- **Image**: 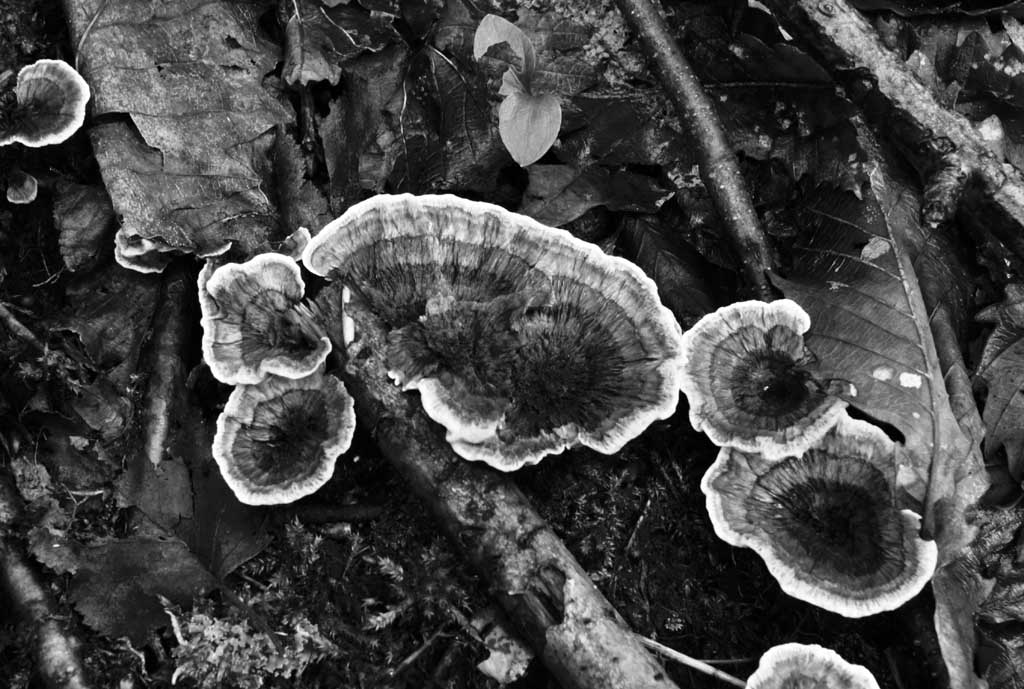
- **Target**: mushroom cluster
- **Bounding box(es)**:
[303,194,686,471]
[680,299,936,618]
[1,58,90,204]
[199,252,355,505]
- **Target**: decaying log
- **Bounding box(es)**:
[338,300,680,689]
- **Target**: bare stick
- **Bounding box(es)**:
[0,471,92,689]
[141,262,191,466]
[338,300,681,689]
[761,0,1024,257]
[637,636,746,688]
[613,0,773,299]
[0,302,47,352]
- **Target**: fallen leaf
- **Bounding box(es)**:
[975,285,1024,480]
[520,164,671,227]
[282,0,401,86]
[65,0,292,267]
[54,183,115,272]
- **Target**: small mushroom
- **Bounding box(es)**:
[701,415,938,617]
[746,643,880,689]
[679,299,849,460]
[200,253,331,385]
[0,59,89,148]
[213,370,356,505]
[306,194,685,470]
[5,169,37,204]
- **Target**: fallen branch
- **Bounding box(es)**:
[140,262,192,466]
[761,0,1024,258]
[0,471,92,689]
[613,0,773,299]
[338,300,680,689]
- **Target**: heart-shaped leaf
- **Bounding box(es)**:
[498,90,561,167]
[473,13,536,76]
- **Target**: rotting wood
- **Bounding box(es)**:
[336,300,681,689]
[761,0,1024,260]
[0,471,92,689]
[613,0,774,300]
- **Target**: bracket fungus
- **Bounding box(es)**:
[200,253,331,385]
[213,370,356,505]
[746,643,880,689]
[701,415,938,618]
[0,59,89,148]
[680,299,850,460]
[304,194,685,471]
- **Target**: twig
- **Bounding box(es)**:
[0,470,92,689]
[761,0,1024,259]
[140,262,191,466]
[613,0,773,299]
[338,300,682,689]
[637,636,746,688]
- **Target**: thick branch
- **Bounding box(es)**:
[338,301,679,689]
[0,472,92,689]
[613,0,773,298]
[761,0,1024,258]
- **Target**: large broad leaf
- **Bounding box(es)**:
[772,153,986,688]
[65,0,292,270]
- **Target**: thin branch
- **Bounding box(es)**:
[637,636,746,688]
[613,0,773,298]
[337,300,682,689]
[141,262,191,466]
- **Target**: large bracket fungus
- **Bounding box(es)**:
[746,643,880,689]
[0,59,89,147]
[213,370,356,505]
[303,194,685,471]
[200,253,331,385]
[680,299,850,460]
[701,415,938,618]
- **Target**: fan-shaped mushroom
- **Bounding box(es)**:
[305,194,685,471]
[680,299,850,460]
[746,643,880,689]
[0,59,89,147]
[200,253,331,385]
[213,370,356,505]
[701,415,937,617]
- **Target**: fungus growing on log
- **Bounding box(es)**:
[0,59,89,147]
[701,415,937,617]
[304,194,685,471]
[679,299,849,460]
[213,370,356,505]
[746,643,880,689]
[200,253,330,385]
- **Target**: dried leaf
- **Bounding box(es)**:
[282,0,400,86]
[65,0,292,265]
[976,285,1024,480]
[272,128,331,235]
[67,535,219,644]
[54,183,115,272]
[520,164,671,226]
